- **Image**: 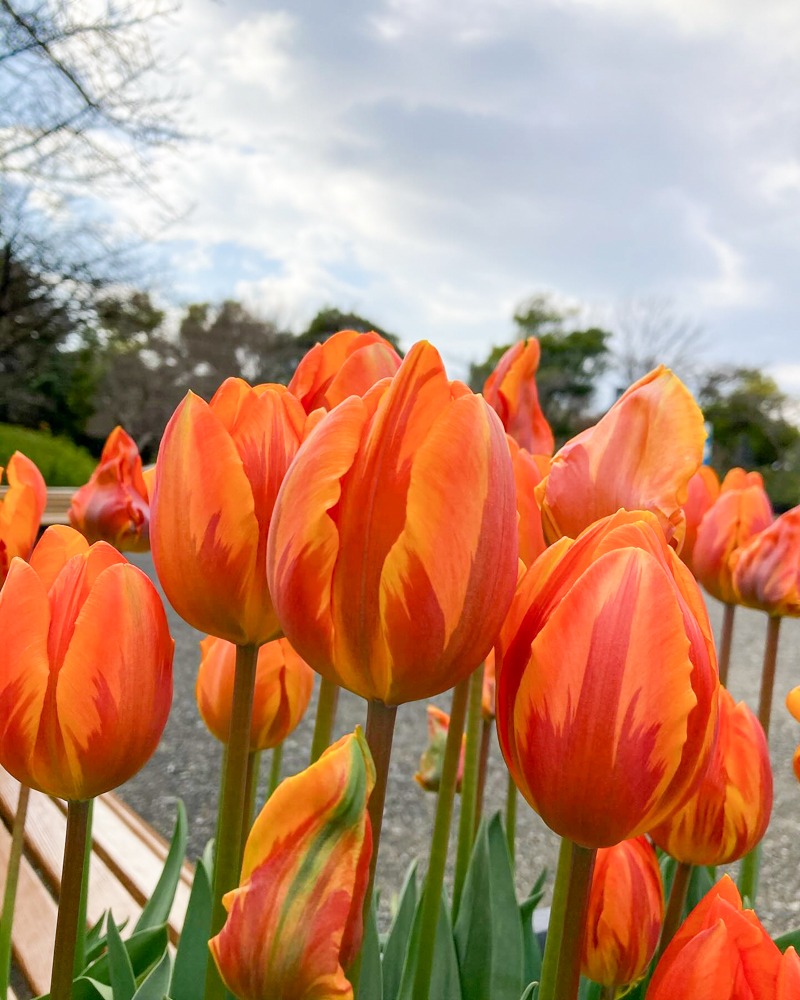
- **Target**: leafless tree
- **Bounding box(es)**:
[612,295,706,389]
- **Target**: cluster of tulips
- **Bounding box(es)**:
[0,329,799,1000]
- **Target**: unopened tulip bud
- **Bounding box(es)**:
[415,706,466,793]
[483,338,554,455]
[731,506,800,618]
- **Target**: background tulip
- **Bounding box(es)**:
[692,475,773,604]
[731,506,800,617]
[646,876,781,999]
[778,946,800,998]
[151,377,309,647]
[415,706,465,792]
[581,837,664,988]
[0,451,46,584]
[210,729,374,1000]
[496,509,718,848]
[681,465,721,569]
[196,635,314,751]
[0,528,173,800]
[483,337,554,455]
[288,328,401,413]
[69,425,150,551]
[507,437,550,569]
[267,340,518,706]
[535,366,705,547]
[481,650,496,721]
[650,687,772,865]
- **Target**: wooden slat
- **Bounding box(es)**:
[0,773,142,930]
[0,818,56,997]
[104,793,193,886]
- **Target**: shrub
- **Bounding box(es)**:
[0,423,96,486]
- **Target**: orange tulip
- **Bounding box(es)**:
[210,729,374,1000]
[151,378,311,647]
[507,437,550,569]
[0,526,173,800]
[496,509,718,848]
[692,479,773,604]
[414,705,466,793]
[196,635,314,751]
[288,329,402,413]
[681,465,721,569]
[483,338,554,455]
[721,468,765,492]
[785,688,800,783]
[778,946,800,998]
[731,506,800,618]
[650,687,772,865]
[267,341,519,706]
[581,837,664,988]
[0,451,46,585]
[535,367,705,548]
[646,876,782,999]
[69,426,150,552]
[482,650,496,721]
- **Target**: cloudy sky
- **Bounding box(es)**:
[113,0,800,389]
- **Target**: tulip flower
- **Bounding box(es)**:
[786,688,800,783]
[731,506,800,618]
[196,635,314,751]
[151,377,311,647]
[721,468,765,492]
[0,451,46,585]
[483,338,554,455]
[496,509,719,849]
[535,367,705,548]
[69,426,150,552]
[267,340,518,706]
[650,687,772,865]
[481,650,496,722]
[415,706,466,793]
[288,329,402,413]
[681,465,720,569]
[507,437,550,569]
[778,946,800,998]
[0,526,174,801]
[581,837,664,989]
[646,876,782,999]
[209,729,374,1000]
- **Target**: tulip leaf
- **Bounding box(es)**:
[358,894,383,999]
[395,884,462,1000]
[132,949,172,999]
[134,800,188,934]
[33,977,114,1000]
[383,859,418,1000]
[774,928,800,952]
[454,814,524,1000]
[106,911,137,1000]
[82,925,170,985]
[519,984,538,1000]
[170,853,213,1000]
[686,864,714,913]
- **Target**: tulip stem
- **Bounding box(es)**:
[540,840,596,1000]
[50,799,91,1000]
[412,677,470,1000]
[453,666,484,920]
[538,838,574,1000]
[0,783,30,998]
[475,717,492,835]
[362,699,398,916]
[74,798,93,976]
[506,771,518,864]
[600,987,616,1000]
[310,677,340,763]
[757,614,782,739]
[657,860,692,960]
[205,642,260,1000]
[240,751,260,859]
[718,603,735,687]
[267,742,283,798]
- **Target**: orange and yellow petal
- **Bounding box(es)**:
[29,526,89,592]
[0,452,47,581]
[732,506,800,617]
[483,339,554,455]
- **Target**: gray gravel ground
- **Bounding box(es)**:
[122,553,800,934]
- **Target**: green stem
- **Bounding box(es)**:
[657,860,692,960]
[506,771,518,864]
[0,784,30,998]
[601,987,616,1000]
[267,741,284,798]
[538,839,574,1000]
[718,603,735,687]
[474,717,492,836]
[551,843,596,1000]
[738,843,762,906]
[412,677,470,1000]
[310,677,340,763]
[240,750,260,861]
[74,797,93,976]
[50,799,91,1000]
[205,643,259,1000]
[453,667,483,920]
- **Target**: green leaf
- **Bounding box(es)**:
[775,928,800,952]
[358,894,383,999]
[34,976,113,1000]
[686,865,714,913]
[519,984,538,1000]
[106,912,136,1000]
[454,814,524,1000]
[83,925,170,985]
[395,884,461,1000]
[170,854,213,1000]
[133,950,172,999]
[383,860,418,1000]
[134,801,188,934]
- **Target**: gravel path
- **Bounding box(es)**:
[122,553,800,934]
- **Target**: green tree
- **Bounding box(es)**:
[470,294,611,444]
[298,307,401,353]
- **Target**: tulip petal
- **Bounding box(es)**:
[29,526,89,592]
[0,452,47,580]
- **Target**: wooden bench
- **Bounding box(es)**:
[0,769,194,998]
